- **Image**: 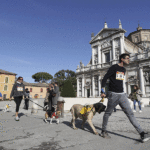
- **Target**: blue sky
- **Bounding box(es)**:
[0,0,150,83]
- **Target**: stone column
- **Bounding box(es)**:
[85,87,87,98]
[112,39,116,64]
[90,85,92,97]
[128,83,131,96]
[120,36,125,54]
[92,76,95,97]
[139,67,146,97]
[98,45,101,68]
[98,76,101,97]
[123,75,127,93]
[82,75,85,97]
[77,77,79,97]
[110,48,112,63]
[92,48,94,66]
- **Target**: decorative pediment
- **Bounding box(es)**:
[90,28,126,44]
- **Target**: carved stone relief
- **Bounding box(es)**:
[94,55,98,64]
[144,72,150,83]
[85,78,91,86]
[114,39,120,47]
[128,76,139,84]
[101,40,111,49]
[94,76,98,88]
[115,49,119,60]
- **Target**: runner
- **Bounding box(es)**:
[100,53,150,143]
[9,76,27,121]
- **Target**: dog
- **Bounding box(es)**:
[70,102,106,135]
[3,104,11,112]
[44,105,61,124]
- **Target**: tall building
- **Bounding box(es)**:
[76,20,150,98]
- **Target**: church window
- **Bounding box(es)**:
[105,52,110,63]
[3,94,7,100]
[4,85,8,91]
[134,36,139,43]
[5,77,8,83]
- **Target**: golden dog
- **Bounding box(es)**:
[70,102,106,135]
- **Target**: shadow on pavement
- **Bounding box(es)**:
[136,117,150,119]
[62,120,99,134]
[94,125,141,143]
[12,113,26,118]
[62,120,141,143]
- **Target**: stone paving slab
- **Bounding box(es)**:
[0,101,150,150]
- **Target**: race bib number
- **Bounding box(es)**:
[116,71,125,80]
[17,87,23,91]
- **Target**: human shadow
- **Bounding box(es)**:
[136,117,150,120]
[62,120,141,143]
[12,113,26,118]
[0,109,3,111]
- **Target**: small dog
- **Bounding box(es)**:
[70,102,106,135]
[3,104,11,112]
[44,105,61,124]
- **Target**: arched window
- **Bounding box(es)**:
[41,88,43,93]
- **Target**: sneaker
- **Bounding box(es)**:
[101,131,111,139]
[133,110,136,112]
[56,119,59,124]
[49,118,52,124]
[15,116,19,121]
[140,132,150,142]
[139,110,142,113]
[44,119,48,123]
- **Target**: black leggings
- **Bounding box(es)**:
[25,99,29,110]
[14,96,22,112]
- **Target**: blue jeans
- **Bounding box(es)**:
[133,100,141,110]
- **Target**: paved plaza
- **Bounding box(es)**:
[0,101,150,150]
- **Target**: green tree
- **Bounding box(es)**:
[53,69,76,92]
[32,72,53,83]
[61,80,76,97]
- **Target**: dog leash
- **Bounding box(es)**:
[29,99,45,109]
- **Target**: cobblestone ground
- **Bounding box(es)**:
[0,104,150,150]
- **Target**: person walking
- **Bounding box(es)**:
[131,85,142,113]
[44,84,53,123]
[0,92,3,101]
[24,88,30,110]
[100,53,150,143]
[49,82,60,124]
[9,76,27,121]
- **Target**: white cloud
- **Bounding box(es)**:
[0,54,32,65]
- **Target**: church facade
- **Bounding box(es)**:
[76,21,150,98]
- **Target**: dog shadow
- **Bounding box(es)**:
[62,120,141,143]
[62,120,97,134]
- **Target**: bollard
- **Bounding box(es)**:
[141,102,144,108]
[31,100,38,114]
[57,97,65,118]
